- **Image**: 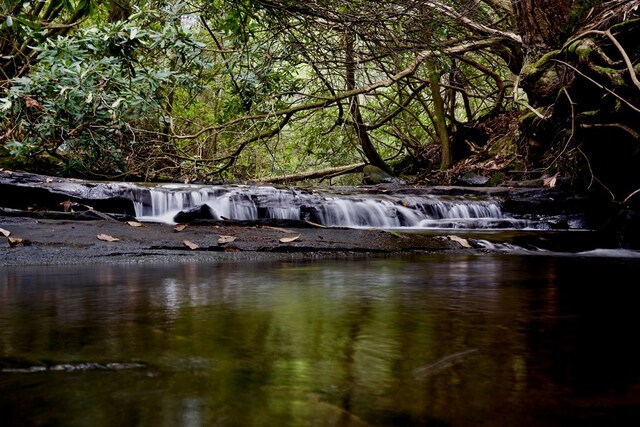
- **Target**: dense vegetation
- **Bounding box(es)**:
[1,1,638,201]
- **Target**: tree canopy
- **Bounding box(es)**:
[1,1,638,200]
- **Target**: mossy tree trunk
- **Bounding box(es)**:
[428,64,452,170]
[510,0,640,204]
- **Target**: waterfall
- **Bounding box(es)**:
[125,184,558,230]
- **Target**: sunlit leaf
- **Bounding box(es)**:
[127,221,144,227]
[217,235,237,244]
[174,224,188,232]
[448,235,471,248]
[111,98,124,108]
[279,234,300,243]
[97,233,120,242]
[183,240,199,250]
[0,227,11,237]
[8,237,24,247]
[543,175,557,188]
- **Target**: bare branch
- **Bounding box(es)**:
[257,163,365,184]
[171,37,507,140]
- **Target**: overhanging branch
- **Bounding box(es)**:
[171,37,507,140]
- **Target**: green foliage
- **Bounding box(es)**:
[1,0,529,181]
[0,17,207,176]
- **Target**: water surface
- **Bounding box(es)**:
[2,253,640,426]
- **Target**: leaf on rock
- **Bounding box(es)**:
[97,233,120,242]
[183,240,199,250]
[127,221,144,227]
[447,235,471,248]
[8,237,23,247]
[174,224,188,232]
[0,227,10,237]
[279,234,300,243]
[218,235,237,244]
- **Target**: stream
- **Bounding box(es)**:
[2,178,640,425]
[2,253,640,426]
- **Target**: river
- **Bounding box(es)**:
[2,252,640,426]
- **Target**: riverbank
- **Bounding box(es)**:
[1,212,463,266]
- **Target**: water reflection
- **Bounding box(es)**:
[2,254,640,426]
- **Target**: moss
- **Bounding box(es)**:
[592,65,626,86]
[522,49,562,78]
[610,17,640,33]
[488,172,505,186]
[519,111,547,127]
[573,40,593,59]
[534,49,562,69]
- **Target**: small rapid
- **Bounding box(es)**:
[127,184,582,230]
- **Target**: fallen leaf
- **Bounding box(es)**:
[0,227,10,237]
[8,237,24,247]
[279,234,300,243]
[448,235,471,248]
[543,174,558,188]
[97,234,120,242]
[183,240,199,250]
[217,235,237,244]
[127,221,144,227]
[174,224,188,232]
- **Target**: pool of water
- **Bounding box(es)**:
[2,253,640,426]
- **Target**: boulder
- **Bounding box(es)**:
[362,165,405,185]
[173,204,218,223]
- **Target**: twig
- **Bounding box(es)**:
[548,87,576,168]
[621,188,640,206]
[580,123,640,140]
[551,59,640,113]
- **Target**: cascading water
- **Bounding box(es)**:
[126,184,568,230]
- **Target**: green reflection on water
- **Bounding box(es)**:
[2,254,640,426]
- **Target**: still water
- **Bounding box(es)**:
[2,253,640,426]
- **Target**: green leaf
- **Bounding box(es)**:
[0,98,12,111]
[111,98,124,108]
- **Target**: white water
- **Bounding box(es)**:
[128,184,577,230]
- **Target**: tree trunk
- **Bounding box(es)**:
[345,29,391,174]
[510,0,640,203]
[428,65,451,170]
[511,0,577,54]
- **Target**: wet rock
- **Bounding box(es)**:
[173,204,218,223]
[362,165,405,185]
[456,173,489,186]
[0,170,136,216]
